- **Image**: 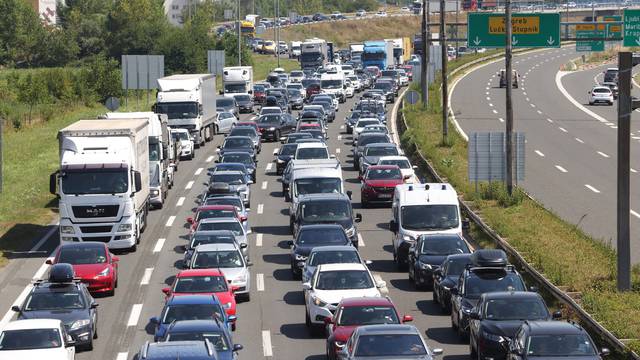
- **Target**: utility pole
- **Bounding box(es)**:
[420,0,429,106]
[505,0,514,196]
[592,1,596,22]
[237,0,242,66]
[276,0,280,68]
[440,0,448,142]
[455,0,459,59]
[565,0,569,40]
[0,116,3,193]
[617,52,632,291]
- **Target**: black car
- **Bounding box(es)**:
[352,133,392,168]
[469,291,562,360]
[432,253,472,313]
[311,99,335,122]
[408,234,471,290]
[282,132,313,144]
[312,13,328,21]
[266,88,290,112]
[287,88,305,109]
[256,113,296,142]
[273,143,298,175]
[291,193,362,246]
[13,263,99,350]
[373,81,395,103]
[288,224,351,278]
[217,136,256,160]
[217,152,256,182]
[232,94,254,113]
[228,127,261,154]
[450,250,528,339]
[507,321,609,360]
[345,110,363,134]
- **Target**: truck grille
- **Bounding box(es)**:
[80,226,112,233]
[83,236,111,243]
[72,205,119,218]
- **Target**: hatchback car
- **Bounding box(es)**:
[408,234,471,290]
[432,254,472,313]
[0,319,76,359]
[190,243,251,301]
[161,320,243,359]
[588,86,614,105]
[193,218,250,260]
[360,165,405,207]
[183,230,244,266]
[337,324,443,359]
[162,269,237,317]
[289,224,352,278]
[302,245,364,284]
[359,143,401,175]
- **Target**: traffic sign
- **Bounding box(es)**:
[576,23,605,52]
[467,13,560,48]
[405,90,420,105]
[603,15,622,39]
[623,9,640,46]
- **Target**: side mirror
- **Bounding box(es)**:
[231,285,240,292]
[358,175,363,181]
[346,190,353,199]
[65,337,76,347]
[11,305,21,313]
[302,282,312,290]
[273,149,279,156]
[45,258,53,265]
[287,240,294,247]
[355,213,362,223]
[246,261,254,266]
[365,260,373,265]
[432,348,444,356]
[112,256,120,263]
[600,348,610,357]
[529,286,539,292]
[240,216,247,222]
[90,302,99,308]
[240,243,248,248]
[402,315,413,323]
[389,220,399,232]
[403,174,411,180]
[134,171,142,192]
[162,287,172,296]
[233,344,244,352]
[323,317,333,325]
[49,172,58,195]
[469,311,481,320]
[228,315,238,322]
[376,280,386,288]
[330,154,336,159]
[552,310,562,319]
[248,180,254,184]
[186,217,194,224]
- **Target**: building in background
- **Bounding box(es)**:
[25,0,58,25]
[164,0,203,26]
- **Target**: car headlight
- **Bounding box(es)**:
[402,234,416,242]
[61,226,75,234]
[335,341,346,349]
[118,223,132,232]
[420,262,432,270]
[69,319,91,331]
[313,296,328,307]
[97,267,110,277]
[277,158,285,163]
[345,226,356,237]
[462,306,473,314]
[232,274,247,284]
[150,189,159,196]
[482,330,506,343]
[295,254,307,261]
[223,302,232,309]
[269,127,276,131]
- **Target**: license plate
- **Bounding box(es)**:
[378,194,392,199]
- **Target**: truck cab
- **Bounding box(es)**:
[320,71,346,103]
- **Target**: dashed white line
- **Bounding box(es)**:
[535,150,545,157]
[486,97,491,101]
[195,167,203,175]
[206,156,214,162]
[165,216,176,227]
[256,233,263,247]
[485,87,490,90]
[153,238,166,253]
[336,148,341,154]
[261,181,268,190]
[585,184,601,193]
[257,273,265,291]
[575,137,584,143]
[597,151,610,158]
[611,125,618,129]
[530,103,536,108]
[547,118,553,123]
[526,97,530,102]
[358,233,365,247]
[632,168,638,173]
[488,103,494,107]
[498,118,504,123]
[558,127,567,133]
[631,209,640,219]
[555,165,568,173]
[257,204,264,214]
[185,180,194,189]
[176,197,185,207]
[523,92,527,96]
[127,304,144,327]
[536,110,542,115]
[492,109,498,114]
[262,330,273,357]
[340,125,345,130]
[116,352,129,360]
[265,163,273,172]
[337,135,342,140]
[140,268,154,285]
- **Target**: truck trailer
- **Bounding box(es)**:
[362,40,393,70]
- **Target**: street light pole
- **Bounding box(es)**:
[420,0,429,106]
[505,0,514,196]
[440,0,448,142]
[237,0,241,66]
[277,0,280,68]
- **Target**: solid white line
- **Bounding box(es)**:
[153,238,166,253]
[530,103,536,108]
[262,330,273,357]
[165,216,176,227]
[526,97,530,102]
[556,71,609,124]
[358,233,365,247]
[535,150,545,157]
[206,156,214,162]
[336,148,341,154]
[575,137,584,143]
[498,118,504,123]
[492,109,498,114]
[140,268,154,285]
[555,165,568,173]
[256,233,263,247]
[176,197,185,207]
[257,273,265,291]
[261,181,268,190]
[116,352,129,360]
[250,116,257,121]
[585,184,601,193]
[559,127,567,133]
[195,167,203,175]
[597,151,610,158]
[185,181,194,189]
[127,304,144,327]
[266,163,273,172]
[257,204,264,214]
[631,209,640,219]
[31,224,59,253]
[0,261,49,328]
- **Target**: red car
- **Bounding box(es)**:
[306,83,321,99]
[47,242,119,295]
[187,205,245,235]
[360,165,405,207]
[253,85,267,104]
[162,269,238,318]
[324,297,413,360]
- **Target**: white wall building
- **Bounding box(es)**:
[164,0,203,26]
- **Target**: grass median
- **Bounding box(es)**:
[399,56,640,355]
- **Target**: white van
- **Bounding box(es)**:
[289,165,348,220]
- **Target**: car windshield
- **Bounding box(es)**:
[24,291,85,310]
[366,147,398,157]
[321,80,343,89]
[191,234,236,248]
[155,102,198,119]
[58,245,107,264]
[380,159,410,169]
[222,154,253,166]
[204,198,243,211]
[234,95,251,102]
[167,332,229,351]
[357,120,380,128]
[593,88,610,93]
[316,270,373,290]
[216,98,234,107]
[261,108,282,115]
[309,250,360,266]
[196,209,236,221]
[230,128,256,137]
[419,236,469,255]
[465,272,526,298]
[215,164,245,174]
[354,334,427,356]
[302,200,350,222]
[172,131,189,141]
[291,71,303,77]
[288,89,301,97]
[192,250,244,269]
[174,275,228,293]
[280,144,298,156]
[0,328,61,350]
[338,306,399,326]
[225,84,247,94]
[374,82,392,90]
[526,334,597,357]
[445,257,471,276]
[297,227,348,245]
[366,168,402,180]
[259,115,281,124]
[296,147,329,160]
[295,178,341,196]
[162,304,224,324]
[211,173,245,185]
[287,134,312,143]
[360,136,389,146]
[61,169,128,195]
[401,205,459,231]
[197,221,243,235]
[223,138,253,149]
[254,85,265,92]
[484,298,549,321]
[363,126,386,133]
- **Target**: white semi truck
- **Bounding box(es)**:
[289,41,302,58]
[50,119,150,251]
[222,66,254,96]
[155,74,217,146]
[349,43,364,59]
[300,38,328,70]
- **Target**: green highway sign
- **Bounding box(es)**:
[624,9,640,46]
[467,12,560,48]
[603,15,622,39]
[576,23,605,52]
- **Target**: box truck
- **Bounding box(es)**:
[300,38,328,70]
[289,41,302,58]
[50,119,150,251]
[222,66,254,96]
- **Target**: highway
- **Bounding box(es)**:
[451,46,640,263]
[0,87,471,359]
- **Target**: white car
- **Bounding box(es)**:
[189,243,252,301]
[396,70,409,86]
[303,263,386,333]
[345,80,355,98]
[376,10,388,17]
[0,319,75,360]
[377,155,420,183]
[401,6,411,11]
[170,128,195,160]
[259,106,283,116]
[347,75,362,92]
[289,71,304,84]
[353,118,382,141]
[588,86,614,105]
[356,9,366,17]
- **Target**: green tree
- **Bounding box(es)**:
[0,0,47,66]
[58,0,112,58]
[106,0,168,57]
[17,73,50,123]
[218,32,253,67]
[35,28,79,66]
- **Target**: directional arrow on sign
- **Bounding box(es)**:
[547,36,555,45]
[473,36,482,46]
[636,38,640,46]
[512,36,518,45]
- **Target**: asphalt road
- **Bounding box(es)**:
[0,87,471,359]
[451,46,640,263]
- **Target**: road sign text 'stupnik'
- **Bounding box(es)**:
[468,13,560,48]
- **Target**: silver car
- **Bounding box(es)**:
[302,245,366,283]
[193,218,250,262]
[189,243,252,302]
[203,194,250,233]
[207,170,252,206]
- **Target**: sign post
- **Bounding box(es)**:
[467,12,560,48]
[623,9,640,47]
[576,23,605,52]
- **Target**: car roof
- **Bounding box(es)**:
[2,319,62,331]
[309,245,358,253]
[355,324,419,335]
[378,155,410,162]
[367,165,400,171]
[317,263,367,272]
[196,205,236,211]
[296,142,328,149]
[394,183,459,206]
[199,217,241,224]
[340,297,395,307]
[58,241,106,250]
[210,170,244,176]
[525,321,588,335]
[177,269,225,277]
[481,291,542,301]
[299,193,350,202]
[167,294,220,305]
[592,86,611,90]
[195,243,240,252]
[364,143,396,148]
[142,341,216,359]
[292,167,342,178]
[168,320,226,333]
[224,136,252,141]
[192,230,237,237]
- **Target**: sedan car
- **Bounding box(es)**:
[360,165,405,207]
[193,218,250,261]
[232,94,254,113]
[408,234,471,289]
[189,243,252,301]
[589,85,614,105]
[46,242,119,295]
[289,224,352,278]
[359,143,401,175]
[206,170,251,206]
[273,143,298,175]
[187,205,244,236]
[288,88,305,109]
[183,230,244,266]
[216,136,256,160]
[228,127,261,154]
[161,320,243,360]
[257,113,296,141]
[162,269,237,317]
[0,319,75,359]
[377,156,419,183]
[216,97,238,118]
[432,254,472,313]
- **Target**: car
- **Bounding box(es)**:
[450,250,528,338]
[228,127,261,154]
[0,319,76,359]
[287,88,305,109]
[261,40,277,54]
[292,193,362,244]
[161,320,243,359]
[295,142,331,160]
[187,205,245,236]
[302,245,365,284]
[432,253,472,313]
[216,152,256,182]
[373,80,395,102]
[259,105,283,116]
[206,171,251,206]
[359,143,401,175]
[306,83,322,98]
[289,70,304,83]
[189,243,251,301]
[192,218,250,260]
[360,165,405,207]
[312,99,336,122]
[215,111,238,134]
[171,128,195,159]
[282,132,312,144]
[337,324,443,359]
[257,113,296,141]
[13,264,99,350]
[507,321,609,360]
[355,9,366,16]
[46,242,119,296]
[601,81,618,99]
[589,86,614,105]
[216,97,238,118]
[138,340,219,360]
[377,155,419,183]
[211,162,251,184]
[231,94,254,113]
[162,269,237,317]
[289,224,352,278]
[352,133,392,169]
[216,136,256,160]
[280,158,341,198]
[273,143,298,175]
[603,67,618,83]
[303,263,386,335]
[401,6,410,11]
[234,121,260,134]
[408,234,471,289]
[375,10,388,17]
[469,291,562,360]
[253,84,267,104]
[183,230,244,266]
[499,69,519,88]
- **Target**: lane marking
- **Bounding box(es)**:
[0,262,49,328]
[611,125,618,129]
[338,135,342,140]
[535,150,545,157]
[585,184,601,193]
[547,118,553,123]
[153,238,166,253]
[257,204,264,214]
[631,209,640,219]
[195,167,203,175]
[336,148,341,154]
[140,268,154,285]
[266,163,273,172]
[498,118,504,123]
[257,273,265,291]
[526,97,530,102]
[358,233,365,247]
[537,110,543,115]
[486,97,491,101]
[250,116,257,121]
[206,156,214,162]
[165,216,176,227]
[597,151,610,158]
[632,168,638,173]
[116,353,129,360]
[575,137,584,143]
[127,304,144,327]
[555,165,568,173]
[185,180,194,189]
[488,103,494,107]
[261,181,268,190]
[262,330,273,357]
[523,92,527,96]
[559,127,567,133]
[340,125,345,130]
[256,233,263,247]
[176,197,185,207]
[555,71,609,124]
[492,109,498,114]
[530,103,536,108]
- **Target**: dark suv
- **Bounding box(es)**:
[432,253,472,313]
[291,193,362,246]
[408,233,471,290]
[450,250,528,338]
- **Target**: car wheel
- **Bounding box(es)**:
[589,101,593,105]
[275,130,280,142]
[432,288,439,304]
[305,308,311,327]
[84,339,94,351]
[361,197,368,208]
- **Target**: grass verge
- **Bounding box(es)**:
[400,56,640,355]
[253,54,300,80]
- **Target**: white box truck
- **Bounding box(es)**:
[300,38,328,70]
[289,41,302,58]
[222,66,254,96]
[50,119,150,251]
[155,74,217,147]
[349,43,364,59]
[386,38,405,65]
[384,39,395,68]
